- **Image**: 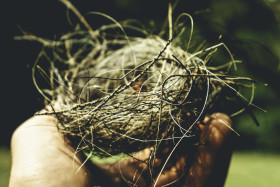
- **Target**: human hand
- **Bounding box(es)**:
[99,113,233,187]
[9,113,233,187]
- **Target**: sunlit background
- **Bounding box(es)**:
[1,0,280,186]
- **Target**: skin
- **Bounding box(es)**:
[9,113,233,187]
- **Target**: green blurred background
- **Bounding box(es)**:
[1,0,279,186]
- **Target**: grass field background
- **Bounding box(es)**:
[0,147,11,187]
[225,152,280,187]
[1,147,279,186]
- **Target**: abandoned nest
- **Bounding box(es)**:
[16,1,256,158]
[33,34,241,157]
[51,36,215,157]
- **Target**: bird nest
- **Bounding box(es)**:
[17,0,256,158]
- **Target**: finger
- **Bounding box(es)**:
[9,115,107,187]
[185,113,233,187]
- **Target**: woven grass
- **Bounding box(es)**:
[16,0,257,158]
